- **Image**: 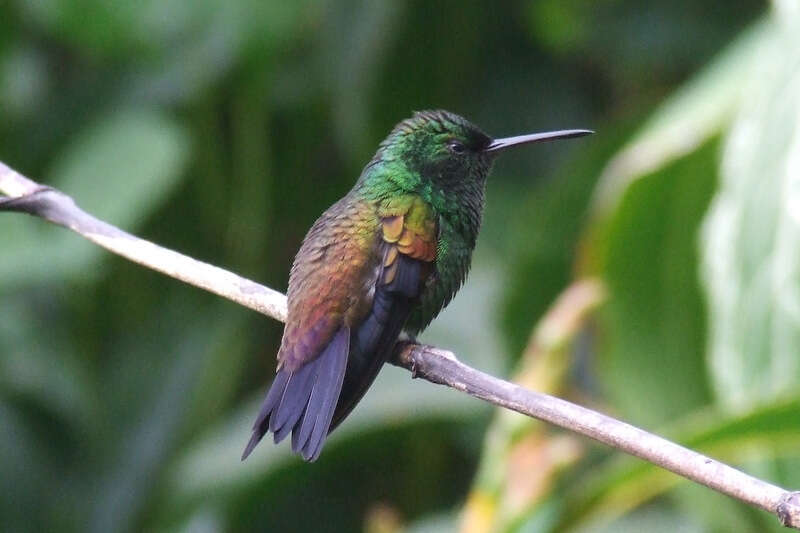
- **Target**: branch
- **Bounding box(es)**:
[0,162,287,322]
[2,160,799,529]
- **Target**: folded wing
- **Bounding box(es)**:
[243,195,437,461]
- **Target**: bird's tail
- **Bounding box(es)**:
[242,254,422,461]
[242,326,350,462]
[329,288,412,432]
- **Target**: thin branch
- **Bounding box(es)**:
[0,162,287,322]
[2,160,799,529]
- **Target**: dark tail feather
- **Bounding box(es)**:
[293,326,350,460]
[329,255,421,432]
[242,370,290,460]
[241,326,350,461]
[242,254,423,461]
[270,360,317,442]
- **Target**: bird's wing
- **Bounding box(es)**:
[277,196,381,373]
[243,194,437,461]
[329,195,438,431]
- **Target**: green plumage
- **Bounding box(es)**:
[358,110,494,331]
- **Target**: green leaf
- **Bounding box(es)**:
[700,4,800,409]
[570,506,704,533]
[52,109,189,227]
[573,17,777,427]
[554,396,800,532]
[0,108,189,285]
[595,139,717,425]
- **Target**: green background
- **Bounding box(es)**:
[3,1,800,532]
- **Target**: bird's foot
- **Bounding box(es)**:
[409,346,420,379]
[395,336,422,378]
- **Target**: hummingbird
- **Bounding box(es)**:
[242,110,591,461]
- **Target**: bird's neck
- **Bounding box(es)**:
[424,178,485,249]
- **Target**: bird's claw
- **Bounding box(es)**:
[403,342,421,379]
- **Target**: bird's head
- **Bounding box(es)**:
[375,109,592,196]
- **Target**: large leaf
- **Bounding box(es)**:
[552,396,800,532]
[0,108,189,285]
[575,15,777,427]
[593,139,717,425]
[701,2,800,409]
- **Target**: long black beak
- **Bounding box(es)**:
[484,129,593,152]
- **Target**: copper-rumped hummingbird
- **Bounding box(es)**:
[242,110,592,461]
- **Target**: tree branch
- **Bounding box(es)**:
[2,160,799,529]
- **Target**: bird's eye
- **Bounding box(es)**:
[448,140,466,154]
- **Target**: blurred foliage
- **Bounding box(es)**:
[7,0,800,532]
[701,3,800,410]
[461,280,604,533]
